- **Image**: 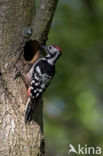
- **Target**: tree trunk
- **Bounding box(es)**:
[0,0,58,155]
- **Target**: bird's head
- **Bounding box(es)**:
[47,45,62,55]
[41,44,62,56]
[40,44,62,64]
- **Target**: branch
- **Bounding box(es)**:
[31,0,58,44]
[25,0,59,134]
[84,0,96,17]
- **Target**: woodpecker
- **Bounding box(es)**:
[25,45,62,123]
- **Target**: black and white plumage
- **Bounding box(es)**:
[25,45,62,123]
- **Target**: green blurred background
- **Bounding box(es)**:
[45,0,103,155]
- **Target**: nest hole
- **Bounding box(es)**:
[24,40,40,61]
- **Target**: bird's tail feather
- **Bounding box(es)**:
[25,97,34,124]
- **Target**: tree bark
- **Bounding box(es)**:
[0,0,58,155]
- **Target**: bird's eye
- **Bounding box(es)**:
[49,46,52,49]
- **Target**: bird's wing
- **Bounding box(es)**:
[25,66,43,123]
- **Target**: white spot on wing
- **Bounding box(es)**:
[39,89,42,92]
[35,82,40,86]
[35,75,40,80]
[31,80,35,84]
[41,84,45,89]
[36,93,39,97]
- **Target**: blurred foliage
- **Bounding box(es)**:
[44,0,103,155]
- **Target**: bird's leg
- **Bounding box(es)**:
[13,65,28,89]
